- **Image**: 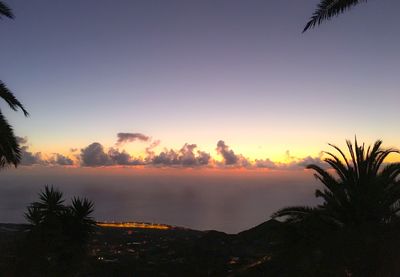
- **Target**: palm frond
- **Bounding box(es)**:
[71,197,94,220]
[328,143,351,169]
[0,81,29,116]
[0,1,13,19]
[303,0,367,32]
[25,204,43,226]
[0,111,21,167]
[37,186,65,216]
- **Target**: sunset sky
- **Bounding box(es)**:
[0,0,399,168]
[0,0,400,231]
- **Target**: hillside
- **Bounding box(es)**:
[0,221,280,276]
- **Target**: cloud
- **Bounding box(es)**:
[108,148,144,166]
[49,154,74,166]
[18,135,327,170]
[81,140,211,168]
[116,132,150,145]
[16,136,44,166]
[80,143,145,167]
[255,158,278,169]
[197,151,211,166]
[16,136,28,145]
[80,143,112,167]
[16,136,74,166]
[215,140,249,167]
[151,143,210,167]
[145,140,160,159]
[216,140,238,165]
[20,147,44,166]
[296,154,326,169]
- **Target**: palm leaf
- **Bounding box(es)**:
[0,81,29,116]
[303,0,367,32]
[0,111,21,167]
[0,1,13,19]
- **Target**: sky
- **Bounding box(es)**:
[0,0,399,164]
[0,0,400,230]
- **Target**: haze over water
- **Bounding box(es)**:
[0,168,319,233]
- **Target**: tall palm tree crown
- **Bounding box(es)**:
[303,0,367,32]
[0,1,29,167]
[273,139,400,227]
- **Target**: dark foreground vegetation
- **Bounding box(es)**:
[0,186,96,276]
[1,220,279,276]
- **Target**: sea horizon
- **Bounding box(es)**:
[0,166,320,233]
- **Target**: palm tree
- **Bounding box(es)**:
[23,186,96,275]
[68,197,96,244]
[271,139,400,276]
[273,139,400,227]
[303,0,367,32]
[0,2,29,168]
[25,186,65,226]
[70,197,95,226]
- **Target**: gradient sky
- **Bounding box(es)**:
[1,0,400,231]
[1,0,400,163]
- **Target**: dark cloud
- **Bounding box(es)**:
[16,136,44,166]
[152,150,178,165]
[180,144,198,166]
[116,132,150,145]
[70,148,78,152]
[197,151,211,166]
[108,148,144,166]
[151,143,210,167]
[80,143,112,167]
[16,136,28,145]
[216,140,238,165]
[80,143,145,167]
[145,140,160,159]
[49,154,74,166]
[296,155,326,169]
[16,136,74,166]
[20,146,43,166]
[81,141,210,168]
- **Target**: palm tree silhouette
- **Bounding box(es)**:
[70,197,95,228]
[0,2,29,167]
[273,139,400,227]
[68,197,96,244]
[303,0,367,32]
[23,186,96,275]
[271,139,400,276]
[25,186,65,226]
[26,186,95,234]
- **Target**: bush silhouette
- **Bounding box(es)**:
[19,186,96,276]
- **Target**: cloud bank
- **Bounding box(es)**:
[16,132,326,170]
[16,136,74,166]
